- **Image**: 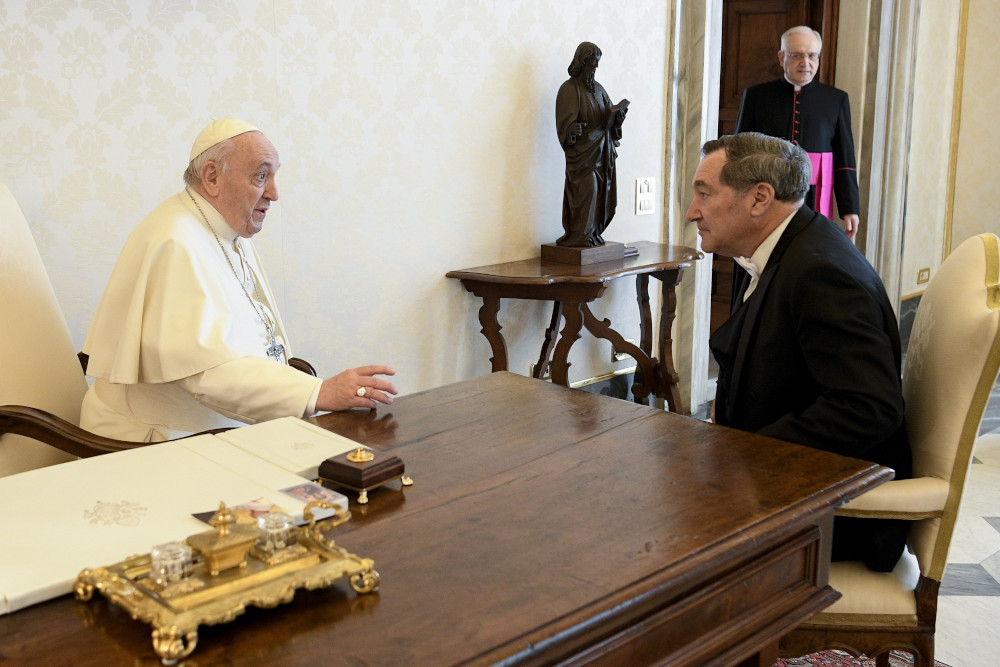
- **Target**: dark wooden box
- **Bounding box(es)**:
[318,452,405,489]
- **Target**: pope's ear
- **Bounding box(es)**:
[200,161,222,197]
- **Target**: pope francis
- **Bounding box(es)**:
[80,119,397,442]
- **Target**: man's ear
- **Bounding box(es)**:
[200,161,221,198]
[777,50,786,68]
[749,182,775,216]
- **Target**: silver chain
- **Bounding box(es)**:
[185,188,285,363]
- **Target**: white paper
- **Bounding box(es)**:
[214,416,364,479]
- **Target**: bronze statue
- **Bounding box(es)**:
[555,42,628,247]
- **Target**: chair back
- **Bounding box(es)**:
[903,232,1000,580]
[0,183,88,475]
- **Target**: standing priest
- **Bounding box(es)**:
[81,119,397,441]
[735,25,860,241]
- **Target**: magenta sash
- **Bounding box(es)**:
[807,151,834,218]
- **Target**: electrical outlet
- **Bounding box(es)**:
[917,268,930,284]
[635,178,655,215]
[612,339,636,362]
[528,363,551,382]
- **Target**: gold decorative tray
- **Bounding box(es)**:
[74,501,379,664]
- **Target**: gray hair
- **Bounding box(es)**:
[701,132,811,203]
[780,25,822,51]
[182,137,238,188]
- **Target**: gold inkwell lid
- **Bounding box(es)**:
[185,502,260,576]
[346,446,376,463]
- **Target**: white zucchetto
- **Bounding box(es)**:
[189,118,260,161]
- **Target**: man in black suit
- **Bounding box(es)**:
[689,132,910,572]
[735,26,859,240]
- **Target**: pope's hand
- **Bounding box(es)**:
[317,365,397,412]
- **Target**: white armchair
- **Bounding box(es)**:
[0,182,132,476]
[780,232,1000,666]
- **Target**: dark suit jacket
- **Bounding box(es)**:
[710,206,911,569]
[712,205,909,470]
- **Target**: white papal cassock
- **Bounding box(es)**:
[81,189,321,442]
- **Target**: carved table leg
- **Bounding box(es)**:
[477,295,508,372]
[550,302,584,386]
[636,274,653,356]
[533,301,563,379]
[734,640,778,667]
[581,304,656,406]
[634,274,655,405]
[654,269,684,412]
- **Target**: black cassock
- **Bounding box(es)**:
[736,78,859,219]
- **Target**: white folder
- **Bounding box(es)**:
[214,416,363,479]
[0,418,357,615]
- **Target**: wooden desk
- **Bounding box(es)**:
[0,373,888,666]
[447,241,702,411]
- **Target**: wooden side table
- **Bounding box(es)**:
[447,241,702,411]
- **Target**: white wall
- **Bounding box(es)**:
[833,0,870,178]
[835,0,997,299]
[0,1,671,398]
[900,0,960,297]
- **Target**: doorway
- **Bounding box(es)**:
[710,0,841,334]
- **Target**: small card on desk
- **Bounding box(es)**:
[191,484,347,527]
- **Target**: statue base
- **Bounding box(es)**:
[541,241,637,266]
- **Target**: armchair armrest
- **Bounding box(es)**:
[81,352,317,377]
[289,357,317,377]
[5,355,316,462]
[835,476,949,520]
[0,405,153,459]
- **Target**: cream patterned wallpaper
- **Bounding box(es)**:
[1,1,670,398]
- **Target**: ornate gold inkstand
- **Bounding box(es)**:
[318,446,413,504]
[75,500,379,663]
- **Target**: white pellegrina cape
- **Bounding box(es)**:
[81,189,320,441]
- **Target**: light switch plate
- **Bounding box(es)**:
[635,177,655,215]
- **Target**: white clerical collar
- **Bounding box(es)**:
[784,75,804,92]
[733,256,761,282]
[737,210,796,300]
[185,188,238,244]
